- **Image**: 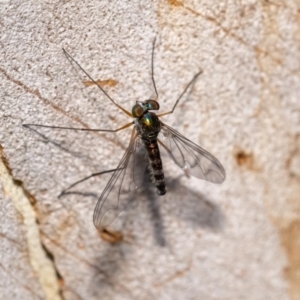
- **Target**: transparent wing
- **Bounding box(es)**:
[160,122,226,183]
[93,128,148,229]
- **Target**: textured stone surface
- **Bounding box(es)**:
[1,1,299,299]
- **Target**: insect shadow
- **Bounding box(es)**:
[86,172,224,300]
[22,124,86,158]
[23,37,225,236]
[57,145,224,246]
[140,168,225,246]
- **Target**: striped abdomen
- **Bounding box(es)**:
[142,139,166,195]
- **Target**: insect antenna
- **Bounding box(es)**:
[151,37,158,100]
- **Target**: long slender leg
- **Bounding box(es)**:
[151,37,158,100]
[158,70,203,117]
[62,49,133,117]
[58,168,119,198]
[22,121,134,133]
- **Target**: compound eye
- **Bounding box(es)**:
[132,104,144,118]
[145,100,160,110]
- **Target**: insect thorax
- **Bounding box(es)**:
[135,112,161,141]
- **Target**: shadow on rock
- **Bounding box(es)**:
[167,176,225,231]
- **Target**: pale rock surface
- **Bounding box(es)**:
[1,1,299,300]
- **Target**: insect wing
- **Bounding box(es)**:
[160,122,225,183]
[93,130,147,229]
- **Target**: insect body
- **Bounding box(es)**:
[133,100,166,196]
[23,38,226,230]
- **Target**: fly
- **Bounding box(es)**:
[23,38,226,230]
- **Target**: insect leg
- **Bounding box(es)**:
[22,121,134,133]
[58,168,121,198]
[63,48,133,117]
[157,70,203,117]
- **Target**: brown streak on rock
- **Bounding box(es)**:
[168,2,283,67]
[0,232,22,248]
[0,66,90,129]
[280,220,300,300]
[99,228,124,244]
[154,260,192,288]
[234,148,261,172]
[167,0,183,7]
[0,144,39,207]
[41,230,133,296]
[0,144,64,299]
[285,133,300,178]
[235,150,253,167]
[0,262,44,300]
[0,67,127,150]
[0,144,13,174]
[83,79,118,87]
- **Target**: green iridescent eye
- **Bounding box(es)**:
[132,104,144,118]
[145,100,159,111]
